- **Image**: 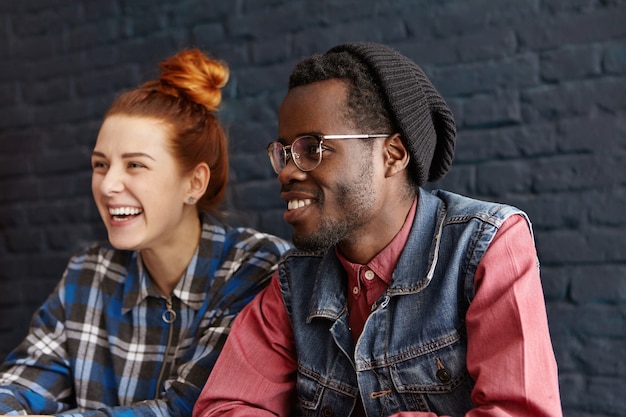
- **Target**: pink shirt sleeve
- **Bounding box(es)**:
[193,272,298,417]
[391,214,563,417]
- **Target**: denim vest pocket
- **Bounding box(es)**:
[297,366,357,417]
[389,329,474,414]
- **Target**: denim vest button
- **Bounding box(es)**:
[321,406,334,416]
[436,368,452,383]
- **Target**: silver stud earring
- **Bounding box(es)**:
[187,196,195,204]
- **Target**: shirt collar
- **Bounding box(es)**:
[121,227,205,314]
[337,196,417,283]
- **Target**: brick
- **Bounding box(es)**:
[454,123,557,163]
[201,41,249,67]
[588,187,626,226]
[475,160,532,197]
[0,178,39,203]
[531,153,624,192]
[455,29,518,63]
[0,105,35,129]
[80,44,119,70]
[430,53,539,96]
[34,148,88,175]
[0,82,17,106]
[536,227,626,264]
[22,77,72,105]
[191,23,226,51]
[394,39,458,68]
[251,36,292,66]
[293,17,407,56]
[540,44,602,81]
[171,0,236,24]
[462,90,521,127]
[237,63,292,96]
[4,227,43,252]
[0,205,29,229]
[83,1,120,21]
[226,95,282,126]
[229,3,314,38]
[22,52,83,81]
[556,114,626,154]
[433,165,476,196]
[14,31,63,61]
[117,33,187,68]
[75,65,139,96]
[536,265,570,301]
[230,153,275,183]
[603,41,626,74]
[0,153,32,179]
[547,303,626,339]
[228,121,276,156]
[28,200,88,226]
[28,252,71,278]
[570,265,626,304]
[45,224,94,251]
[33,98,98,125]
[540,0,597,13]
[12,5,81,37]
[518,6,626,50]
[505,191,587,231]
[429,0,540,37]
[522,77,626,122]
[230,180,283,211]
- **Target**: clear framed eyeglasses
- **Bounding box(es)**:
[267,134,390,174]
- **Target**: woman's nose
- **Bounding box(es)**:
[99,168,125,195]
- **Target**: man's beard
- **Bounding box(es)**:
[291,163,375,253]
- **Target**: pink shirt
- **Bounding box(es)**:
[193,211,563,417]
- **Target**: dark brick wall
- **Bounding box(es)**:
[1,1,624,416]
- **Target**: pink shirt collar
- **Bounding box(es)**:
[337,196,417,286]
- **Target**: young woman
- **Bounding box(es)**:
[0,49,291,417]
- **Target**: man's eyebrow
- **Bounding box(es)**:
[91,151,156,161]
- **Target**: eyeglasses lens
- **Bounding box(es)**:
[268,143,285,173]
[292,136,322,171]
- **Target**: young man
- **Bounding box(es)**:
[193,42,563,417]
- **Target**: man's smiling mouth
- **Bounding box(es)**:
[288,199,312,210]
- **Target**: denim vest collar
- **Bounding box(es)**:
[306,188,444,323]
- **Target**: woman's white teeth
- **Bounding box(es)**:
[288,199,312,210]
[109,207,142,216]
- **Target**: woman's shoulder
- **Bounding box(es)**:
[199,212,293,258]
[64,241,135,285]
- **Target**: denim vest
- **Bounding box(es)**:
[277,188,530,417]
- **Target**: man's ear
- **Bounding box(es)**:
[185,162,210,203]
[384,133,410,178]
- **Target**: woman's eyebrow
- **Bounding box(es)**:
[91,151,156,161]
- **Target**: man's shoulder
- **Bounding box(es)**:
[429,189,525,225]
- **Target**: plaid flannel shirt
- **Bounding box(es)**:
[0,213,292,417]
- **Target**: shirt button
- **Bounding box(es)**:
[353,286,359,295]
[364,270,375,280]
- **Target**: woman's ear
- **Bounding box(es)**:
[185,162,210,204]
[384,133,410,178]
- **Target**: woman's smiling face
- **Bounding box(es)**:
[91,114,192,252]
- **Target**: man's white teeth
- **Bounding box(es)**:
[288,199,312,210]
[109,207,143,216]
